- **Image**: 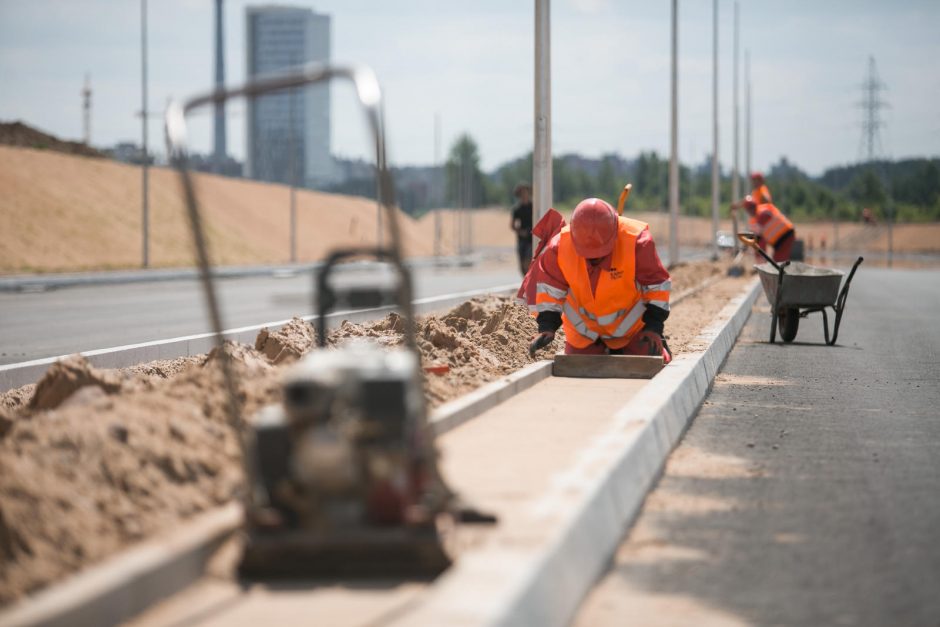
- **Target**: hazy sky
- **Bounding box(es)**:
[1,0,938,174]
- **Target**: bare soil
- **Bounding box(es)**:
[0,261,744,605]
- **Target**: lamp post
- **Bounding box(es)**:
[140,0,149,268]
[668,0,679,265]
[533,0,552,227]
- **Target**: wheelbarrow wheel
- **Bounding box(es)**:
[778,308,799,343]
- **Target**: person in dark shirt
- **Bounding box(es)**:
[510,183,534,274]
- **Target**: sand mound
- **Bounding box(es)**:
[328,296,555,406]
[29,355,123,411]
[254,317,316,364]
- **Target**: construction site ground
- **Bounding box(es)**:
[575,266,940,627]
[0,258,737,609]
[124,275,751,627]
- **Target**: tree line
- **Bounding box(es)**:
[451,134,940,223]
[329,132,940,223]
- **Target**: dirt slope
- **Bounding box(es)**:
[0,146,438,273]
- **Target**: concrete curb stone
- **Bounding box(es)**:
[393,277,761,627]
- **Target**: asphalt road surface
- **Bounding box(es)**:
[576,267,940,627]
[0,264,520,365]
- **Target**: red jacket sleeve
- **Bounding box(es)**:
[635,227,671,334]
[531,234,569,314]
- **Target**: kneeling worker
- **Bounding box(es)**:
[742,195,795,262]
[528,198,672,362]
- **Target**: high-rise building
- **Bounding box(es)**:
[245,5,332,187]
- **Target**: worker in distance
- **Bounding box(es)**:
[732,171,797,262]
[527,197,672,362]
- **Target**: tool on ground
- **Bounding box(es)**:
[616,183,633,216]
[529,331,555,358]
[553,354,664,379]
[738,233,863,345]
[167,62,490,582]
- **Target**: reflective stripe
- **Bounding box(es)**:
[536,283,567,300]
[596,310,622,326]
[756,204,793,245]
[604,300,647,338]
[642,290,670,302]
[646,299,670,311]
[641,279,672,294]
[535,301,563,313]
[764,216,790,244]
[563,301,599,340]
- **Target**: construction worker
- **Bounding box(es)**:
[510,183,534,274]
[742,195,796,262]
[528,198,671,362]
[749,171,773,204]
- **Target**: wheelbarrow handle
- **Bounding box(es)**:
[736,232,783,271]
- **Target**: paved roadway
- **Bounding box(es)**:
[575,267,940,626]
[0,264,521,365]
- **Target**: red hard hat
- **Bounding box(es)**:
[570,198,618,258]
[750,171,764,181]
[743,195,757,210]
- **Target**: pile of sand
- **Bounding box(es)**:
[0,260,737,604]
[254,317,316,364]
[333,295,558,406]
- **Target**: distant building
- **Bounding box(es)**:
[107,141,152,165]
[245,5,333,187]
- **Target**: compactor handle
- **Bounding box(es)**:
[315,247,416,349]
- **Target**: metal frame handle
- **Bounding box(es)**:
[164,62,407,503]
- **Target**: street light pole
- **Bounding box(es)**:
[731,1,740,249]
[289,72,297,264]
[668,0,679,266]
[711,0,720,260]
[745,49,751,177]
[140,0,149,268]
[434,112,442,257]
[533,0,552,227]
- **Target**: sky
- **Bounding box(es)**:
[1,0,938,175]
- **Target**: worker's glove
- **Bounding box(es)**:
[627,329,672,365]
[528,331,555,358]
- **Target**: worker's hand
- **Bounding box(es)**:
[627,329,672,364]
[528,331,555,358]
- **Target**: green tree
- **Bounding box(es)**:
[848,168,887,208]
[446,134,486,208]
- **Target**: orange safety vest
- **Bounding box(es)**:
[556,217,647,349]
[748,203,793,246]
[752,184,772,205]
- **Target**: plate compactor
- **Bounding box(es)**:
[166,61,493,582]
[239,250,460,579]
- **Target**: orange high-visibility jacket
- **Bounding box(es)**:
[536,217,666,349]
[748,203,793,246]
[752,184,773,205]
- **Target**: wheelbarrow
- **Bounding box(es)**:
[737,233,863,345]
